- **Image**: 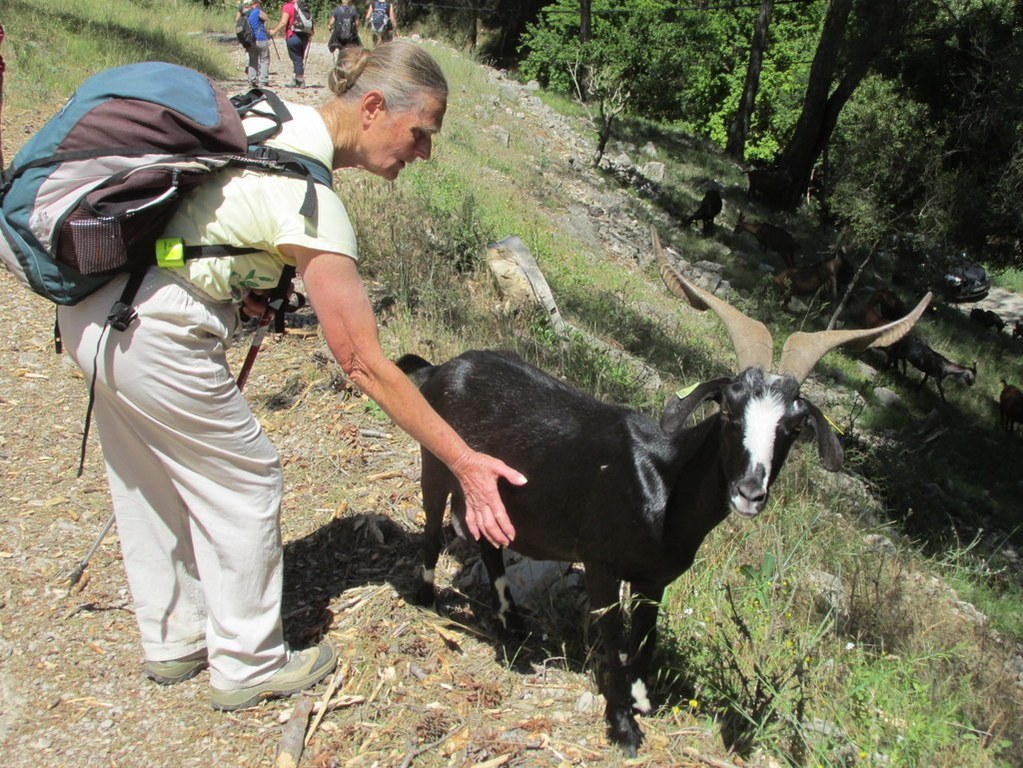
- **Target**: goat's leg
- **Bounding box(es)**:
[627,582,665,716]
[584,564,643,756]
[936,378,947,402]
[477,542,525,634]
[416,454,450,606]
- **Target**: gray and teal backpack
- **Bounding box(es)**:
[0,61,331,330]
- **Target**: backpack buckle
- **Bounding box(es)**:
[248,145,282,165]
[107,301,138,332]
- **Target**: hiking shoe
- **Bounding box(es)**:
[210,642,337,711]
[145,650,208,685]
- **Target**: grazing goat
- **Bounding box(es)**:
[399,228,929,755]
[772,252,845,301]
[1000,380,1023,434]
[885,333,976,402]
[733,214,797,267]
[862,288,907,329]
[1014,321,1023,339]
[969,308,1005,332]
[683,189,723,234]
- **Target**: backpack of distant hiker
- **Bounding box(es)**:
[236,9,256,48]
[291,0,315,37]
[329,5,359,50]
[369,0,390,33]
[0,61,333,327]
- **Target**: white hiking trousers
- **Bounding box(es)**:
[57,269,288,690]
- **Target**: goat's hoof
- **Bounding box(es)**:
[413,584,436,607]
[496,611,527,638]
[607,709,643,756]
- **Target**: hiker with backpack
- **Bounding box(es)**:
[328,0,362,59]
[34,40,525,713]
[366,0,398,45]
[238,0,271,88]
[270,0,315,87]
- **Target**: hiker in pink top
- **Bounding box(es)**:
[270,1,313,87]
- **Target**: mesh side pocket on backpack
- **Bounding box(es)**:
[53,165,200,276]
[57,209,131,275]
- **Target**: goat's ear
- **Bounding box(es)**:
[800,399,843,472]
[660,377,730,434]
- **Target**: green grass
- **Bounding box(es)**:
[992,267,1023,294]
[2,0,233,126]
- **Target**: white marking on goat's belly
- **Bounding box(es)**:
[743,393,786,477]
[631,679,652,713]
[422,567,435,585]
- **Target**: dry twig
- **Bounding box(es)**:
[304,664,347,746]
[275,696,315,768]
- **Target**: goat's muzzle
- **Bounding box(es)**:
[730,471,768,518]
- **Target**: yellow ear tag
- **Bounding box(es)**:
[822,410,845,435]
[675,382,700,400]
[155,237,185,268]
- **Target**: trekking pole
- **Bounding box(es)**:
[67,514,115,591]
[236,265,296,390]
[270,34,281,60]
[67,268,298,590]
[235,294,284,390]
[0,24,6,169]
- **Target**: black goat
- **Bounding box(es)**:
[683,189,722,234]
[398,228,929,755]
[969,308,1005,332]
[885,333,976,401]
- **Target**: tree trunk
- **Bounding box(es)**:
[749,0,913,210]
[579,0,591,43]
[748,0,853,209]
[726,0,774,162]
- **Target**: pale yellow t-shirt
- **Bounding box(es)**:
[162,101,357,302]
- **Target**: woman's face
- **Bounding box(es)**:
[365,93,446,181]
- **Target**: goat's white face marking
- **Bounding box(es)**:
[631,679,652,713]
[734,391,786,515]
[422,567,435,586]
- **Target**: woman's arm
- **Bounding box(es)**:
[284,245,525,546]
[269,7,289,36]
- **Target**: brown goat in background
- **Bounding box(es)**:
[733,214,797,267]
[772,253,845,302]
[1000,380,1023,434]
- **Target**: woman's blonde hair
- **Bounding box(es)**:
[328,41,448,112]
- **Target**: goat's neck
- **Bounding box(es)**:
[662,415,732,562]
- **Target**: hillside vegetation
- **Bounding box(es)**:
[1,3,1022,766]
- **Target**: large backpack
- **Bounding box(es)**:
[291,0,315,37]
[0,62,331,323]
[329,5,359,50]
[369,0,390,33]
[236,9,256,48]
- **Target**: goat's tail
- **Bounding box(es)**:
[395,353,436,386]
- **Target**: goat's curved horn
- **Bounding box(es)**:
[652,227,775,372]
[778,292,933,383]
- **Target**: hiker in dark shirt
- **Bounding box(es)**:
[328,0,362,60]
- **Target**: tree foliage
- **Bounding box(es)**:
[519,0,1022,269]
